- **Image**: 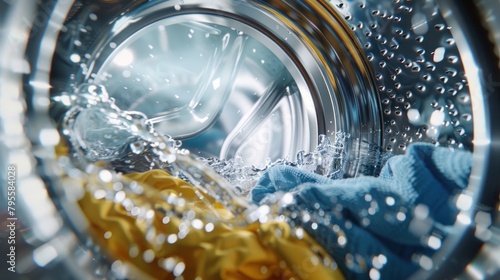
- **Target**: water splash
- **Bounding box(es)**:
[56,83,445,280]
[60,84,252,217]
[297,133,350,179]
[56,83,346,278]
[200,132,351,197]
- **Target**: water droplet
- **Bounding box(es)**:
[385,196,395,206]
[370,268,381,280]
[111,261,126,278]
[190,219,203,230]
[205,223,214,232]
[99,169,113,183]
[129,246,139,258]
[295,228,304,239]
[427,235,442,250]
[70,53,81,63]
[167,234,178,244]
[419,255,434,271]
[162,216,170,224]
[159,153,176,163]
[162,257,177,271]
[174,140,182,148]
[337,235,347,246]
[397,212,406,221]
[143,249,155,263]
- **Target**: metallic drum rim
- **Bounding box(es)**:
[421,0,500,279]
[0,0,498,279]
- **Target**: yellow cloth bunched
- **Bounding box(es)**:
[79,169,344,280]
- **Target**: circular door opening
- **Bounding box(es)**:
[50,0,382,176]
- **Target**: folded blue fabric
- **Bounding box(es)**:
[252,143,472,279]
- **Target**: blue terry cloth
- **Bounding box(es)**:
[251,143,472,279]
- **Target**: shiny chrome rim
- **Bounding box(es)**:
[1,0,499,279]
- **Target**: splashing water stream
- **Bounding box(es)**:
[56,83,366,278]
[61,84,253,219]
[57,83,442,280]
[60,82,379,215]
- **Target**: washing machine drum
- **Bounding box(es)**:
[3,0,499,279]
[49,0,479,172]
[50,0,387,176]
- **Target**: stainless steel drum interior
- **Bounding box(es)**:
[0,0,499,279]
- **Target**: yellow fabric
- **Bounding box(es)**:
[79,169,344,280]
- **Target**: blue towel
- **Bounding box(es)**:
[252,143,472,279]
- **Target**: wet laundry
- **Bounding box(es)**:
[252,143,472,279]
[79,169,344,280]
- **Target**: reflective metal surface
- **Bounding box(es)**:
[435,1,500,279]
[0,0,499,279]
[51,0,382,176]
[0,1,100,279]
